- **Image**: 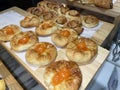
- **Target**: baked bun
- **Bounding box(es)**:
[27,6,46,17]
[64,20,83,35]
[66,37,98,65]
[57,5,70,15]
[42,10,58,21]
[37,0,59,11]
[55,15,67,27]
[51,27,78,47]
[20,15,40,28]
[35,20,57,36]
[94,0,113,9]
[10,31,38,51]
[0,78,6,90]
[82,15,99,28]
[25,42,57,67]
[0,24,21,42]
[66,10,81,21]
[37,0,53,9]
[44,60,82,90]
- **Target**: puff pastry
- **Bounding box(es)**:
[51,27,78,47]
[10,31,38,51]
[66,37,98,65]
[94,0,113,9]
[44,60,82,90]
[35,20,57,36]
[20,15,40,28]
[0,24,21,42]
[26,42,57,67]
[82,15,99,28]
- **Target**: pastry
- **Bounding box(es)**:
[66,10,81,21]
[82,15,99,28]
[10,31,38,51]
[42,10,58,21]
[25,42,57,67]
[55,15,67,27]
[35,20,57,36]
[94,0,113,9]
[64,19,83,35]
[44,60,82,90]
[27,6,48,17]
[20,15,40,28]
[0,24,21,42]
[51,27,78,47]
[57,5,70,15]
[66,37,98,65]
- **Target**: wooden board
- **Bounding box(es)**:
[0,7,110,90]
[0,60,23,90]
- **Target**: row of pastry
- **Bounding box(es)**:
[26,0,99,33]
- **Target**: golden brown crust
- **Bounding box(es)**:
[0,24,21,42]
[35,20,57,36]
[44,60,82,90]
[64,19,83,35]
[10,31,38,51]
[94,0,113,9]
[51,27,78,47]
[66,10,81,21]
[20,15,40,28]
[55,15,68,27]
[25,42,57,67]
[42,10,58,21]
[66,37,98,65]
[57,5,70,15]
[82,15,99,28]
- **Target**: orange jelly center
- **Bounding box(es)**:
[41,23,53,29]
[77,40,89,51]
[52,68,71,86]
[18,36,30,44]
[34,44,46,54]
[60,30,70,37]
[24,17,30,21]
[6,27,14,35]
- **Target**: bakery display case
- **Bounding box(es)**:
[0,0,120,90]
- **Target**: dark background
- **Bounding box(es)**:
[0,0,41,11]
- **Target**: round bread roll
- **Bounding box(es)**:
[25,42,57,67]
[82,15,99,28]
[10,31,38,51]
[0,78,6,90]
[44,60,82,90]
[27,6,47,17]
[64,19,83,35]
[66,10,81,21]
[55,15,67,27]
[66,37,98,65]
[35,20,57,36]
[0,24,21,42]
[57,5,70,15]
[42,10,58,21]
[37,0,52,8]
[51,27,78,47]
[20,15,40,28]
